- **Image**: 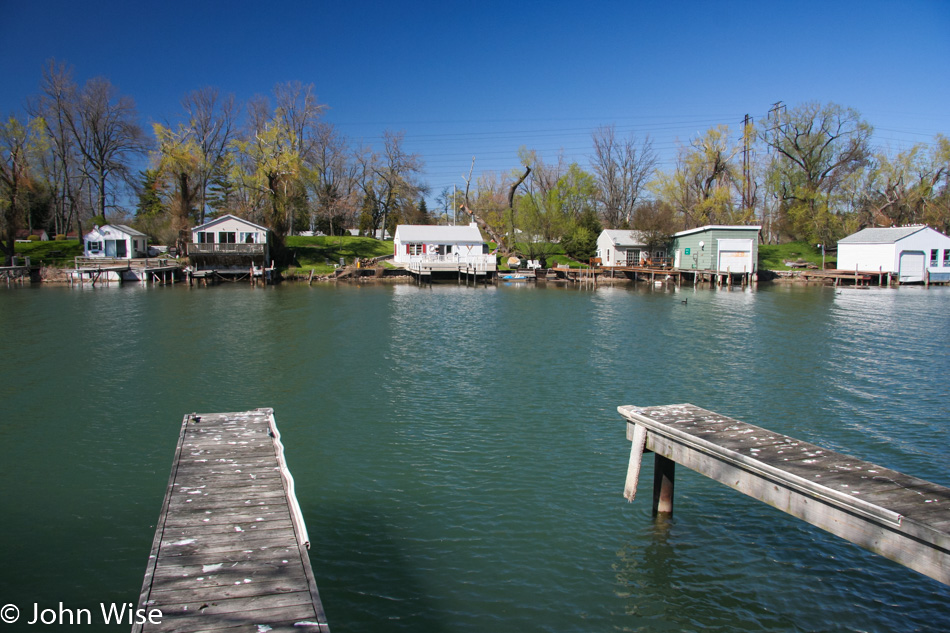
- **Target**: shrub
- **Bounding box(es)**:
[55,234,66,241]
[28,234,40,241]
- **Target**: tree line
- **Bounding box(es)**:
[2,60,948,265]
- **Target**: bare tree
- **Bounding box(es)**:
[180,87,236,224]
[28,60,88,237]
[373,131,424,238]
[591,125,657,228]
[65,76,149,223]
[304,122,357,236]
[274,81,326,156]
[458,157,519,251]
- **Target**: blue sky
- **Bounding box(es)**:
[2,0,948,208]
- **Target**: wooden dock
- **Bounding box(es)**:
[619,403,950,585]
[134,409,329,632]
[70,257,182,285]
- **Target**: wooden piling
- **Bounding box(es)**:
[652,454,675,515]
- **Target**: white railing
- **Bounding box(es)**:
[187,243,265,255]
[408,259,495,274]
[405,254,493,265]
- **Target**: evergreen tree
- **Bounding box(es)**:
[136,169,165,219]
[563,207,602,261]
[206,155,236,218]
[417,198,431,224]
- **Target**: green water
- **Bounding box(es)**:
[1,282,948,632]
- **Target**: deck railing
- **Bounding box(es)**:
[405,254,494,265]
[187,243,266,255]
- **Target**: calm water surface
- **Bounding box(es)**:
[1,281,948,632]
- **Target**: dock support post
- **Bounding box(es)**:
[652,453,675,515]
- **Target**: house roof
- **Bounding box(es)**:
[84,224,147,238]
[601,229,649,247]
[674,225,761,238]
[838,226,928,244]
[111,224,147,237]
[395,224,484,242]
[192,214,270,233]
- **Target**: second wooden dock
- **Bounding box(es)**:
[134,408,329,632]
[620,403,950,585]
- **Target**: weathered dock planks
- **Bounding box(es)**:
[619,403,950,585]
[134,409,329,632]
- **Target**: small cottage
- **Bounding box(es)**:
[596,229,666,266]
[837,225,950,283]
[15,229,50,241]
[188,214,271,265]
[83,224,148,259]
[671,225,761,273]
[392,224,492,266]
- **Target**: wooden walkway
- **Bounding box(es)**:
[619,403,950,585]
[134,409,329,632]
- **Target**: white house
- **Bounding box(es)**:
[392,223,493,268]
[596,229,660,266]
[837,225,950,283]
[83,224,148,259]
[188,214,271,264]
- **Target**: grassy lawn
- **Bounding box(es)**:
[13,239,83,267]
[497,242,586,270]
[758,241,835,270]
[283,235,393,275]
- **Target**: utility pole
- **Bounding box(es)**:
[767,101,785,151]
[764,101,785,243]
[741,114,753,213]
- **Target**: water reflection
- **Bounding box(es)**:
[1,282,948,633]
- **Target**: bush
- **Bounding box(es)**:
[55,234,66,241]
[28,234,40,241]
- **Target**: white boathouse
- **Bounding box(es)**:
[837,225,950,283]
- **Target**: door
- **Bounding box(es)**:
[115,240,127,258]
[717,239,753,273]
[898,250,925,283]
[105,240,117,257]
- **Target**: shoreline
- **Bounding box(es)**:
[22,266,924,288]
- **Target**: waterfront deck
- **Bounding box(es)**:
[798,268,882,286]
[134,409,329,632]
[619,403,950,585]
[70,257,181,285]
[1,263,33,283]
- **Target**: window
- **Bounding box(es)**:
[219,231,236,244]
[931,249,939,266]
[407,244,423,255]
[87,241,102,252]
[944,250,950,267]
[240,232,255,244]
[198,231,214,244]
[626,249,640,265]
